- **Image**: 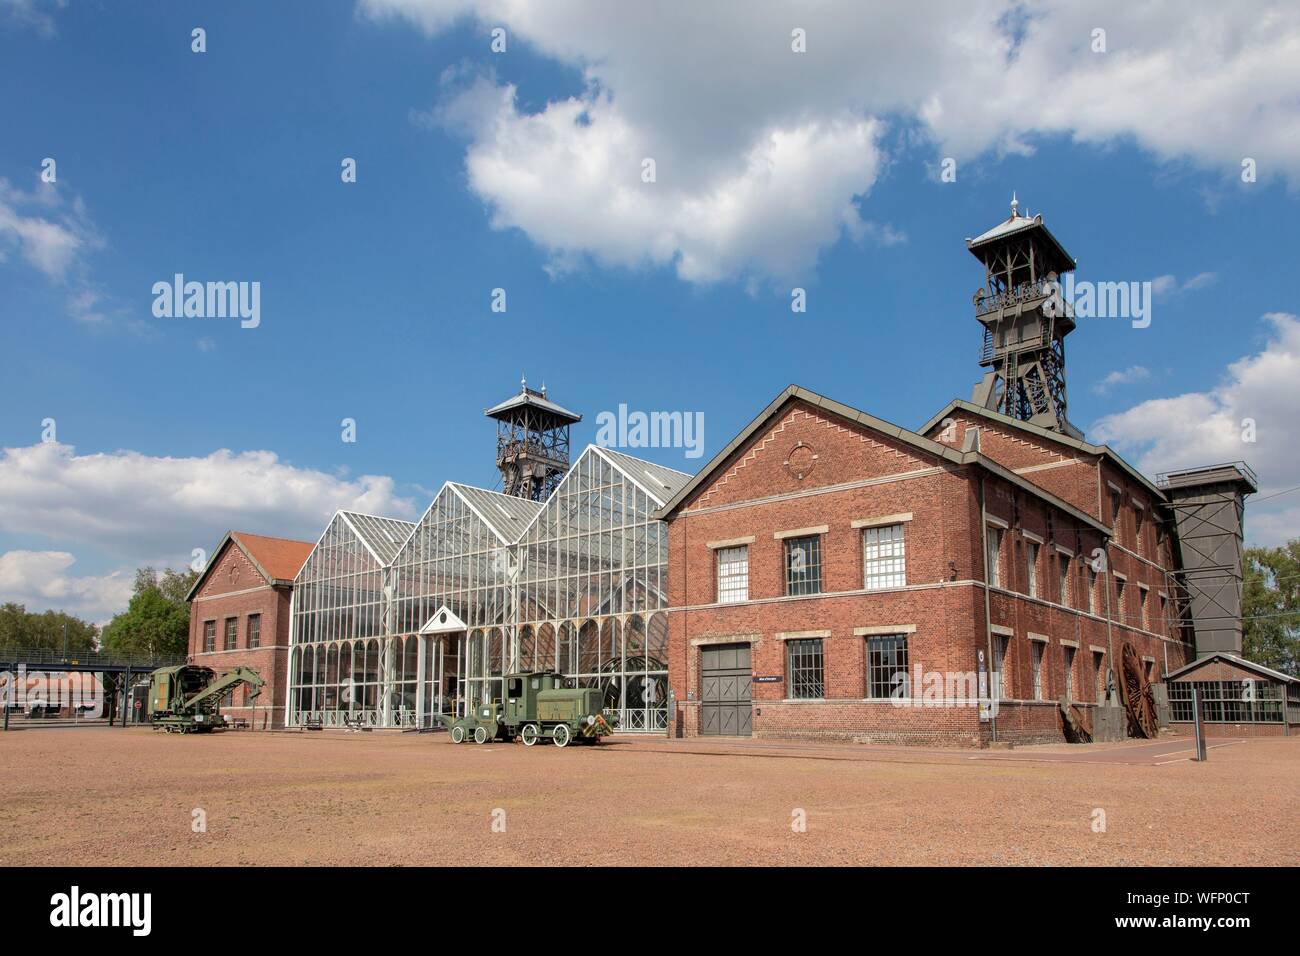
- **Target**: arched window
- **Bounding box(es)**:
[537,623,556,672]
[578,620,600,675]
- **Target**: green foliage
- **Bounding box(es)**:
[0,603,99,654]
[1242,542,1300,675]
[99,567,198,658]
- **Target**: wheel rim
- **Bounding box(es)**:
[451,726,464,743]
[553,724,570,747]
[521,724,538,746]
[474,726,488,744]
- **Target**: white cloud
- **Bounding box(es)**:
[1093,365,1150,394]
[0,550,132,623]
[0,0,64,36]
[1151,272,1219,297]
[1092,312,1300,544]
[0,178,110,324]
[0,442,419,574]
[0,179,90,279]
[364,0,1300,283]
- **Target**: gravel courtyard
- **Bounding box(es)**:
[2,728,1295,866]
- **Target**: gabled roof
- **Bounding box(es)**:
[338,511,416,566]
[185,530,314,601]
[594,446,693,507]
[1165,651,1299,686]
[654,385,1110,536]
[919,398,1166,502]
[449,483,544,544]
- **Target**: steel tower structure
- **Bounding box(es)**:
[967,196,1082,439]
[485,377,582,501]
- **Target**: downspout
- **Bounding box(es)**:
[979,474,997,744]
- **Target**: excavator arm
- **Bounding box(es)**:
[181,666,265,712]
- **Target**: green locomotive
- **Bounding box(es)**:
[446,671,616,747]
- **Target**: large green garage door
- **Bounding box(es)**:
[700,643,752,736]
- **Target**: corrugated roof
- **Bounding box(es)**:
[596,447,694,506]
[230,532,315,582]
[450,483,544,544]
[339,512,416,566]
[968,213,1040,246]
[484,388,582,423]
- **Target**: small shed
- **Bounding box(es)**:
[1165,652,1299,737]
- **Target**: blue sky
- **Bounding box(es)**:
[2,0,1299,620]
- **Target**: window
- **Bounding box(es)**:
[247,613,261,649]
[1138,588,1149,630]
[203,620,216,653]
[786,638,824,699]
[862,524,906,590]
[785,536,822,596]
[1094,652,1107,703]
[1031,641,1045,700]
[1109,487,1123,528]
[1133,505,1145,544]
[1025,541,1040,597]
[1115,578,1126,621]
[716,545,749,604]
[1159,593,1168,631]
[1087,567,1099,614]
[993,635,1010,700]
[986,527,1004,588]
[866,634,908,699]
[1063,646,1076,702]
[1168,680,1285,724]
[223,617,238,651]
[1057,554,1070,607]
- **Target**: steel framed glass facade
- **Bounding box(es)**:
[286,446,689,732]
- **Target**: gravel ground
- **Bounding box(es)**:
[1,728,1296,866]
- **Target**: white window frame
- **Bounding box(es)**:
[986,526,1004,588]
[1025,541,1040,598]
[862,523,906,590]
[716,545,749,604]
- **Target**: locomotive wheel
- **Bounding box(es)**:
[450,725,466,744]
[520,723,539,747]
[552,723,570,748]
[473,726,489,744]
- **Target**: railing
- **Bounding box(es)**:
[974,277,1062,317]
[0,645,184,670]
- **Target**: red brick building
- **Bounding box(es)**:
[185,531,313,728]
[658,386,1190,746]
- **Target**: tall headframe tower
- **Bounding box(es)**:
[968,196,1082,439]
[1158,463,1258,657]
[485,377,582,501]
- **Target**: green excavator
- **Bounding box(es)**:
[146,664,265,733]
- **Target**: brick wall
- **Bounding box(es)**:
[665,397,1190,746]
[188,542,292,728]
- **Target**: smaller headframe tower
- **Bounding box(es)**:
[1157,462,1258,658]
[485,377,582,501]
[968,195,1082,439]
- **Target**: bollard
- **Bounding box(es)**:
[1192,687,1207,761]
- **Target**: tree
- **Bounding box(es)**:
[0,603,99,655]
[100,567,197,658]
[1242,542,1300,675]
